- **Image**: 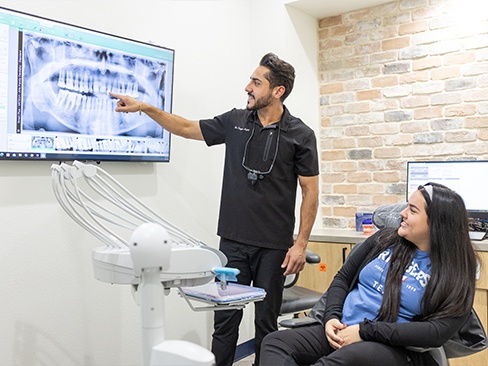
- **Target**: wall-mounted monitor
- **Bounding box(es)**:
[0,6,173,162]
[407,160,488,221]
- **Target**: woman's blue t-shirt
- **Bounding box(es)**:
[341,247,431,325]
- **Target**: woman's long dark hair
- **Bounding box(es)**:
[374,183,478,322]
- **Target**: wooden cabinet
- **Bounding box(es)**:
[295,241,351,294]
[298,240,488,365]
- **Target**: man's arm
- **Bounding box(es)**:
[109,92,204,140]
[282,174,319,276]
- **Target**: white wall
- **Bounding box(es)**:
[0,1,319,364]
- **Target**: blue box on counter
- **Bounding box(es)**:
[355,212,373,232]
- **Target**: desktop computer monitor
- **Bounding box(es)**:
[407,160,488,221]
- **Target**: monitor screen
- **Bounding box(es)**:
[407,160,488,220]
[0,6,173,162]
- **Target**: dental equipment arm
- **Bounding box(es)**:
[51,160,226,287]
[50,161,263,366]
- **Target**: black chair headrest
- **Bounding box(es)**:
[372,203,407,229]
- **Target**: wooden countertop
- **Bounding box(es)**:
[303,228,488,252]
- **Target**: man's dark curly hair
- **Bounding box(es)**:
[259,53,295,102]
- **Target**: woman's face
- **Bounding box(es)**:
[397,190,430,251]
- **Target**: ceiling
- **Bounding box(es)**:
[286,0,395,19]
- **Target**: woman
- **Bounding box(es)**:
[260,183,479,366]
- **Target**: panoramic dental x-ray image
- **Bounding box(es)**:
[21,33,168,153]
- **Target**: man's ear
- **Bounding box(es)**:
[273,85,285,99]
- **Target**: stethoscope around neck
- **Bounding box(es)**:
[241,122,281,185]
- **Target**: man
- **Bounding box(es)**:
[110,52,319,365]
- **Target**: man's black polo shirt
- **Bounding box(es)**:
[200,107,319,250]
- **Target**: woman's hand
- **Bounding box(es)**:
[336,324,362,346]
[325,319,347,349]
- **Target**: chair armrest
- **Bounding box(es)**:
[279,316,320,328]
[305,249,320,264]
[405,346,436,353]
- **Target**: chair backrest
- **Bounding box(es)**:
[345,203,407,262]
[372,203,407,229]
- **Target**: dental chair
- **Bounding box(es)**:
[278,203,450,366]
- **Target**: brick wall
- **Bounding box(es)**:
[318,0,488,228]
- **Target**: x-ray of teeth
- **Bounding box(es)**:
[32,136,54,149]
[132,141,147,154]
[74,137,94,152]
[53,135,168,154]
[147,140,167,154]
[21,32,167,137]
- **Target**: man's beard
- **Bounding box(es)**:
[247,92,273,110]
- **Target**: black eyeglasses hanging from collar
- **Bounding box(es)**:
[241,122,281,185]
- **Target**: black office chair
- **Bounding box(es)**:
[279,249,323,324]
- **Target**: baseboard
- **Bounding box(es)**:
[234,338,254,362]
